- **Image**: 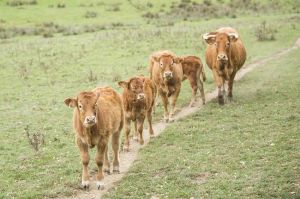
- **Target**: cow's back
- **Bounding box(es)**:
[93,87,124,133]
[181,56,202,76]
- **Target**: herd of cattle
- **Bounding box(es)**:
[64,27,247,190]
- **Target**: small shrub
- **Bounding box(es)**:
[24,125,44,152]
[19,64,30,79]
[255,21,277,41]
[112,73,121,82]
[111,22,124,27]
[147,2,153,8]
[57,3,65,8]
[88,69,97,82]
[84,11,98,18]
[6,0,37,6]
[142,12,159,19]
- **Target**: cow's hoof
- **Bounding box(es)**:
[133,136,138,141]
[218,96,225,105]
[150,134,155,138]
[163,117,169,123]
[123,145,130,152]
[104,168,110,175]
[96,181,105,190]
[189,102,196,107]
[168,117,175,122]
[139,139,144,145]
[113,166,120,174]
[82,181,89,190]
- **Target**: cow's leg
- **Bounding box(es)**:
[103,145,110,174]
[124,116,131,152]
[133,120,138,141]
[213,70,225,105]
[112,131,120,173]
[188,75,198,107]
[76,138,90,189]
[160,90,169,122]
[95,141,107,190]
[169,87,180,122]
[137,116,145,145]
[228,72,236,101]
[147,107,155,138]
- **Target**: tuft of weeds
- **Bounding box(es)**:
[6,0,37,7]
[142,12,160,19]
[84,11,98,18]
[106,4,121,12]
[112,73,121,82]
[255,21,277,41]
[88,69,97,82]
[18,64,30,79]
[57,3,65,8]
[24,125,44,152]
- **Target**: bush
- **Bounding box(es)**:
[6,0,37,6]
[255,21,277,41]
[57,3,65,8]
[84,11,98,18]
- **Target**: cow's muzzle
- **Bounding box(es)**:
[137,93,145,100]
[84,116,96,127]
[217,54,228,62]
[163,71,173,79]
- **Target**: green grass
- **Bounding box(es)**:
[104,47,300,199]
[0,0,300,198]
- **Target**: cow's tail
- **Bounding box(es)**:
[196,61,206,104]
[196,62,206,84]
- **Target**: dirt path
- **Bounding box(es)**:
[63,38,300,199]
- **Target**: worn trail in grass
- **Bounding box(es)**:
[61,37,300,199]
[102,39,300,199]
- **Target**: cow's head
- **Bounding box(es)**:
[64,92,99,128]
[119,77,145,101]
[152,54,183,81]
[203,31,238,69]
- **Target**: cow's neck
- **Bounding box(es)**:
[82,125,97,147]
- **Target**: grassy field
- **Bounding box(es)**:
[0,0,299,198]
[104,47,300,199]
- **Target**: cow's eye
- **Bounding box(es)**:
[226,42,230,46]
[214,43,217,46]
[160,63,163,67]
[78,104,83,110]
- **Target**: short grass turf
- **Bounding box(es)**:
[103,48,300,199]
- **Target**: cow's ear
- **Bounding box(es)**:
[203,32,216,45]
[64,98,77,108]
[152,55,160,62]
[228,33,238,42]
[174,57,183,64]
[118,81,129,89]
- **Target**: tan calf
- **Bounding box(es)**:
[64,87,123,190]
[149,50,183,122]
[118,76,156,151]
[181,55,206,106]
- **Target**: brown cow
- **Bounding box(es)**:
[181,55,206,106]
[118,76,156,151]
[203,27,246,105]
[64,87,123,190]
[149,50,183,122]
